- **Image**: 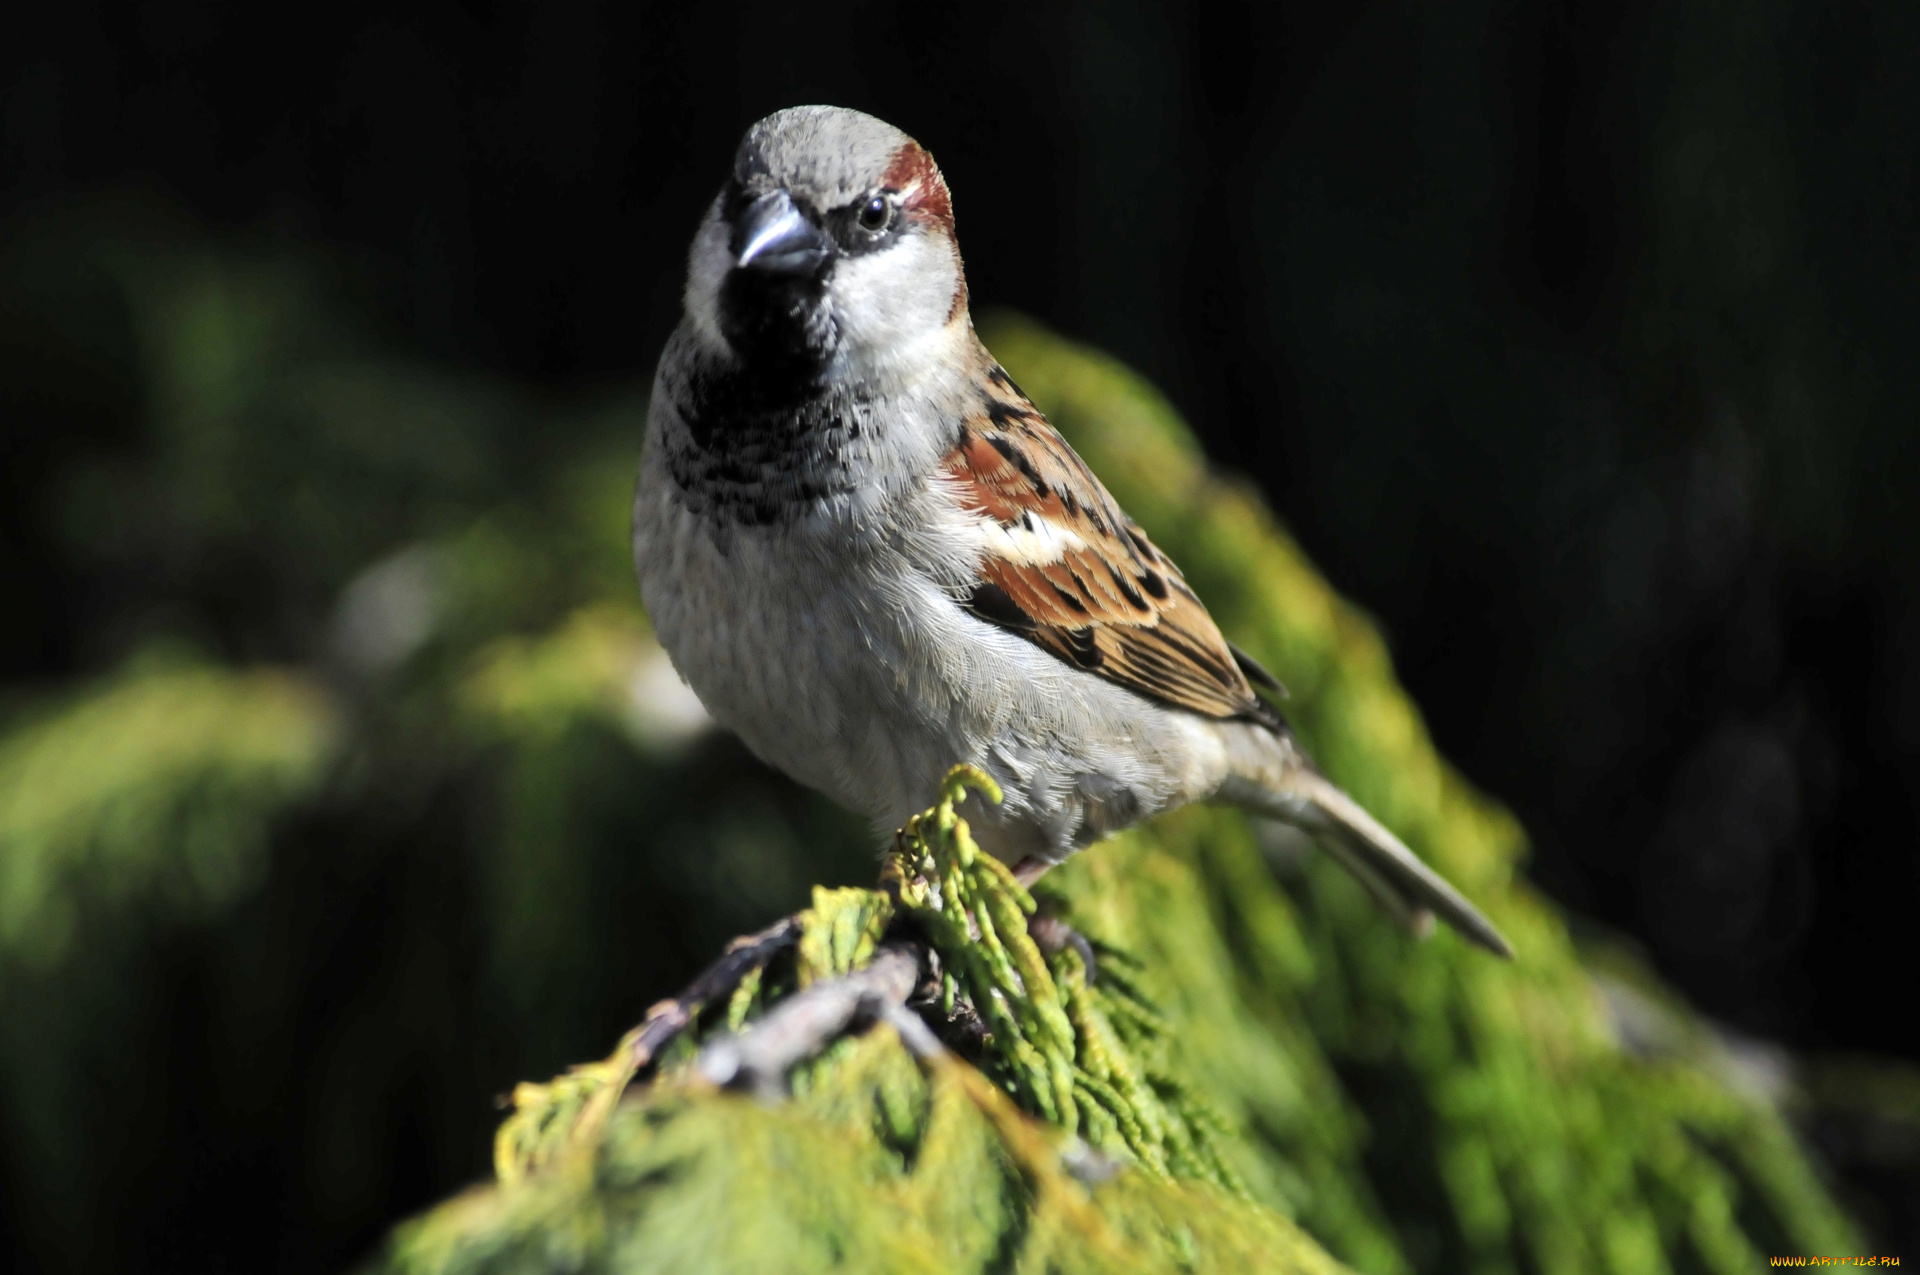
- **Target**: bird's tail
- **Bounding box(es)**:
[1220,756,1514,959]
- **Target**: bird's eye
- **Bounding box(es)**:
[857,195,891,232]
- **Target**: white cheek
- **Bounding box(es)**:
[682,209,733,356]
[826,234,961,382]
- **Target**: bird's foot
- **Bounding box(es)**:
[1026,913,1098,985]
[1010,855,1051,888]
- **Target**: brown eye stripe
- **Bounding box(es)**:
[880,142,953,228]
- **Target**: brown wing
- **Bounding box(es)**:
[942,364,1283,730]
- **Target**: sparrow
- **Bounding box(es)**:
[633,105,1512,958]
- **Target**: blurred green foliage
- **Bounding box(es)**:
[0,658,339,968]
[0,226,1874,1271]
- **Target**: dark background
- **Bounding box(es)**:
[4,0,1917,1269]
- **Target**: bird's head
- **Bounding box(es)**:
[682,106,969,389]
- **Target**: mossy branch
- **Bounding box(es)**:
[490,766,1238,1189]
[401,767,1330,1275]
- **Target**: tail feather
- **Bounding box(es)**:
[1225,766,1514,959]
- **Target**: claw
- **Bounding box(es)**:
[1027,914,1098,984]
[1011,855,1051,888]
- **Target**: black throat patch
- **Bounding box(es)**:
[715,267,836,375]
[661,341,870,528]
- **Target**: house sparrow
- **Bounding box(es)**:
[633,105,1511,957]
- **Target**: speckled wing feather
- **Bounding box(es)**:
[942,366,1284,731]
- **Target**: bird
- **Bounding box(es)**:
[633,105,1512,958]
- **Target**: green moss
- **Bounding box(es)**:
[397,1029,1350,1275]
[876,766,1240,1185]
[394,767,1324,1274]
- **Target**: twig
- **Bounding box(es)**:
[883,1000,948,1061]
[697,942,928,1097]
[629,915,801,1069]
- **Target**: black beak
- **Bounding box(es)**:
[730,189,831,277]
